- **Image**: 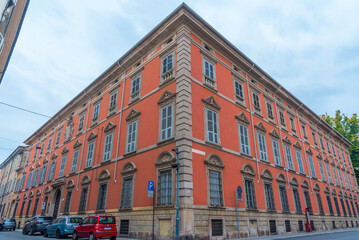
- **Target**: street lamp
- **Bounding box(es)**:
[171,148,180,239]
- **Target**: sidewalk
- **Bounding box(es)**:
[241,228,359,240]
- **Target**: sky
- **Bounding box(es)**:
[1,0,359,163]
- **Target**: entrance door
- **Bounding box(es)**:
[53,191,61,219]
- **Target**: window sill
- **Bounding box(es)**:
[129,96,140,106]
[77,211,86,214]
[282,211,291,214]
[157,138,175,146]
[119,207,133,212]
[266,210,277,213]
[107,109,117,118]
[100,160,112,166]
[203,81,218,93]
[288,169,296,173]
[155,205,174,209]
[246,208,259,212]
[240,153,253,159]
[205,141,222,149]
[123,151,137,158]
[91,121,98,127]
[235,100,246,109]
[208,205,225,209]
[95,210,106,214]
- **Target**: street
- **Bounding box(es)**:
[0,229,70,240]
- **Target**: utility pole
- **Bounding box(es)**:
[171,148,180,239]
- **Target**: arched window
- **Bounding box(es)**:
[205,154,224,207]
[78,175,91,213]
[155,151,175,206]
[120,162,137,209]
[96,170,110,211]
[261,169,275,211]
[241,164,256,210]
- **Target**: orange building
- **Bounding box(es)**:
[9,3,359,239]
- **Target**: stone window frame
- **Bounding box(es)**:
[47,154,57,182]
[235,112,251,156]
[331,163,339,186]
[306,148,316,178]
[251,88,262,116]
[283,139,295,171]
[130,71,142,103]
[205,154,225,207]
[316,188,326,215]
[331,189,341,216]
[326,193,335,216]
[288,113,297,134]
[270,129,282,166]
[70,144,81,174]
[103,121,116,161]
[32,194,40,217]
[155,151,176,207]
[202,96,221,147]
[77,111,86,134]
[290,177,302,213]
[63,180,75,214]
[157,90,176,143]
[255,122,268,162]
[318,134,325,150]
[125,109,140,154]
[92,101,101,124]
[278,107,286,128]
[209,216,225,238]
[96,170,110,212]
[108,89,119,116]
[201,50,217,90]
[294,143,305,175]
[265,98,274,121]
[85,132,97,168]
[31,168,40,188]
[55,127,63,147]
[160,48,175,85]
[78,175,91,213]
[300,122,308,140]
[261,169,276,211]
[310,128,318,147]
[241,164,257,210]
[233,76,245,106]
[46,134,54,152]
[324,158,333,184]
[119,162,137,210]
[58,147,68,178]
[302,180,312,214]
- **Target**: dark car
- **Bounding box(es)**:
[45,216,82,238]
[73,215,117,240]
[0,218,16,231]
[22,216,53,235]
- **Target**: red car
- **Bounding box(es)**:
[72,215,117,240]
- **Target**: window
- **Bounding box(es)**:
[264,183,275,210]
[316,193,324,214]
[269,220,277,234]
[162,53,173,75]
[211,219,223,237]
[160,104,173,141]
[109,92,118,111]
[318,161,326,181]
[285,220,291,232]
[301,124,307,139]
[78,187,88,212]
[333,197,341,216]
[55,128,62,146]
[295,150,305,174]
[96,183,108,211]
[238,120,250,155]
[252,92,261,110]
[19,201,26,217]
[126,121,137,153]
[120,178,133,209]
[303,190,312,214]
[332,145,336,157]
[257,133,268,161]
[308,155,316,178]
[293,188,302,212]
[326,196,334,215]
[78,115,85,132]
[319,137,325,150]
[85,141,95,168]
[93,103,100,121]
[266,102,274,119]
[272,139,282,166]
[312,132,318,146]
[332,165,338,185]
[337,148,341,159]
[71,150,79,173]
[40,141,45,155]
[346,199,352,216]
[209,170,223,207]
[25,199,32,217]
[235,81,244,103]
[47,160,56,181]
[25,173,32,190]
[245,179,257,209]
[206,109,219,144]
[103,133,114,161]
[31,169,39,187]
[47,134,53,151]
[131,76,141,100]
[64,190,72,214]
[285,146,294,170]
[325,162,332,184]
[326,140,331,153]
[204,60,215,87]
[158,170,172,206]
[289,117,296,132]
[279,111,286,126]
[298,220,304,231]
[59,155,67,177]
[32,198,39,216]
[119,219,130,236]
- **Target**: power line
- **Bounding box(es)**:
[0,147,15,151]
[0,137,23,144]
[0,101,51,118]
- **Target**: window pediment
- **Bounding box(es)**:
[282,136,291,145]
[73,140,82,149]
[290,177,299,186]
[81,175,91,185]
[98,169,110,182]
[314,183,321,192]
[202,96,221,111]
[331,188,337,195]
[301,180,309,189]
[36,162,41,168]
[29,191,34,198]
[316,152,322,159]
[87,132,97,141]
[205,154,224,170]
[240,164,256,177]
[157,90,176,106]
[254,121,266,133]
[29,166,34,171]
[235,112,250,125]
[51,152,57,159]
[126,109,141,122]
[121,162,137,176]
[61,147,69,155]
[338,191,343,197]
[67,180,75,189]
[261,169,273,181]
[324,187,330,194]
[155,151,175,168]
[36,189,41,196]
[276,173,287,183]
[324,157,329,163]
[104,121,116,133]
[293,141,301,149]
[306,147,313,155]
[269,129,279,139]
[45,186,51,194]
[43,158,48,164]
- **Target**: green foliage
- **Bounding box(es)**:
[321,110,359,184]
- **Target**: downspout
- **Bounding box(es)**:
[113,63,126,183]
[294,104,314,194]
[273,86,291,188]
[244,64,261,183]
[76,90,91,191]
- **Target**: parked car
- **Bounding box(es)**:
[72,215,117,240]
[22,216,53,235]
[0,218,16,231]
[45,216,82,238]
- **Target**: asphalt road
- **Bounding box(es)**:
[278,230,359,240]
[0,229,70,240]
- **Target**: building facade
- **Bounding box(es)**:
[5,4,359,239]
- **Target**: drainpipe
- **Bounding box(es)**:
[76,90,91,191]
[273,86,291,188]
[244,64,261,183]
[294,105,314,194]
[113,63,126,183]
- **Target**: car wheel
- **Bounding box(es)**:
[89,232,97,240]
[56,229,62,239]
[72,232,78,240]
[30,227,35,235]
[110,237,116,240]
[44,229,48,237]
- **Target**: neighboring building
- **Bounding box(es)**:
[0,0,30,84]
[0,145,27,220]
[9,4,359,239]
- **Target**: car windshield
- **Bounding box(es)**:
[38,217,52,221]
[5,219,15,222]
[69,218,82,223]
[99,216,115,224]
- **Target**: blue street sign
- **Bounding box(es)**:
[148,181,154,191]
[236,186,242,199]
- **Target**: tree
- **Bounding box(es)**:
[321,110,359,185]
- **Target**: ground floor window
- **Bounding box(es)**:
[211,219,223,236]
